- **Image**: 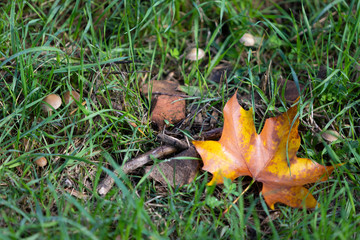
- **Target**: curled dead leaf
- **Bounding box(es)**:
[141,79,186,130]
[151,95,185,129]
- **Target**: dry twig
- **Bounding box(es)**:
[97,128,224,196]
[157,133,189,150]
[97,145,177,195]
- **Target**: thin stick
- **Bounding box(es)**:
[97,128,225,196]
[196,127,223,140]
[97,145,177,195]
[70,101,87,115]
[223,179,255,215]
[157,133,189,150]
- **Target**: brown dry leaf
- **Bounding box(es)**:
[151,95,185,129]
[145,147,200,187]
[279,79,304,102]
[141,79,179,95]
[209,64,233,83]
[141,79,186,129]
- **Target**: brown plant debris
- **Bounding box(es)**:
[145,147,200,187]
[141,79,186,130]
[97,145,178,196]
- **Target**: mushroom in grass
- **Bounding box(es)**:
[42,94,62,113]
[63,90,80,106]
[240,33,255,47]
[35,157,47,167]
[322,130,341,142]
[185,48,205,61]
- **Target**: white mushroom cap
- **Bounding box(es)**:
[63,90,80,105]
[42,94,62,112]
[240,33,255,47]
[321,130,341,142]
[185,48,205,61]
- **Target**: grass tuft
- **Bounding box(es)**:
[1,0,359,239]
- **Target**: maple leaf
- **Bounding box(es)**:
[193,94,336,209]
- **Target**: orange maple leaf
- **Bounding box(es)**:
[193,94,336,209]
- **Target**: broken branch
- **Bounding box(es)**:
[97,145,177,195]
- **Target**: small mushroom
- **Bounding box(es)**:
[42,94,62,113]
[35,157,47,167]
[321,130,341,142]
[185,48,205,61]
[63,90,80,106]
[240,33,255,47]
